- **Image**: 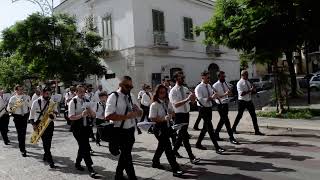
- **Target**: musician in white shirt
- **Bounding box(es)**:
[31,87,41,104]
[232,70,264,135]
[95,91,108,146]
[140,85,153,133]
[212,71,239,145]
[7,85,31,157]
[68,85,97,178]
[29,87,58,168]
[149,84,183,177]
[0,88,11,145]
[194,71,225,154]
[169,71,200,164]
[105,76,142,180]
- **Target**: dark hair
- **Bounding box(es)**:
[217,71,225,77]
[98,91,108,97]
[120,76,132,82]
[152,84,168,103]
[42,86,52,93]
[173,71,184,80]
[14,84,22,91]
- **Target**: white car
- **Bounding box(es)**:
[310,75,320,91]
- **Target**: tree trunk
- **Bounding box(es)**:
[285,51,298,97]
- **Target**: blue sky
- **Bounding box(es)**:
[0,0,60,35]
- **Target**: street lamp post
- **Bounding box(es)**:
[12,0,54,16]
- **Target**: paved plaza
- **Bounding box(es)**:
[0,111,320,180]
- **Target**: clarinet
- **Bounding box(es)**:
[128,95,142,135]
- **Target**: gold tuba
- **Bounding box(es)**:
[9,98,24,113]
[30,100,57,144]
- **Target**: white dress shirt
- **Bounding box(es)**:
[68,96,87,117]
[149,100,173,127]
[64,92,75,105]
[92,90,102,103]
[195,82,213,107]
[105,90,140,129]
[169,84,190,113]
[31,93,40,104]
[85,92,95,102]
[137,90,145,101]
[0,94,10,116]
[29,97,58,121]
[213,80,232,104]
[7,95,30,115]
[141,92,152,107]
[95,101,106,120]
[237,78,252,101]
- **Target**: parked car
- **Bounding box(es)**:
[310,75,320,91]
[261,74,274,89]
[249,78,264,92]
[298,74,314,88]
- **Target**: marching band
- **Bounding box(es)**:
[0,71,264,179]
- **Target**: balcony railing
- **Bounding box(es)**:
[102,35,121,51]
[206,44,223,56]
[148,31,179,49]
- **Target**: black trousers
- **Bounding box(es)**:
[13,114,28,152]
[95,118,105,143]
[72,120,93,168]
[115,127,136,180]
[193,107,203,129]
[173,113,194,159]
[0,114,10,143]
[215,104,235,140]
[232,100,260,132]
[196,107,220,149]
[153,125,180,172]
[140,105,150,122]
[41,121,54,164]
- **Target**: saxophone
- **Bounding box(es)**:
[9,98,24,113]
[30,100,57,144]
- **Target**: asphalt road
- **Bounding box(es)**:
[0,115,319,180]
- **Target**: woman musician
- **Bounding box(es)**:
[149,84,183,177]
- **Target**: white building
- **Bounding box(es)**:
[55,0,242,93]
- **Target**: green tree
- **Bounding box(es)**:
[0,54,31,91]
[0,13,107,85]
[196,0,320,97]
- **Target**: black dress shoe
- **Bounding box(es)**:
[195,144,207,150]
[152,163,165,170]
[75,164,85,171]
[49,163,56,168]
[190,157,200,164]
[174,152,183,158]
[193,127,200,131]
[230,139,240,145]
[216,137,223,141]
[216,147,225,154]
[21,151,27,157]
[4,141,11,145]
[96,142,101,146]
[255,131,265,136]
[89,171,97,178]
[173,170,184,177]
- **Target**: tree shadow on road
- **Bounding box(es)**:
[197,159,295,173]
[180,167,262,180]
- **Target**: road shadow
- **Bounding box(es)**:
[197,159,295,173]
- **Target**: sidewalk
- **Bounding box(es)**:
[189,110,320,133]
